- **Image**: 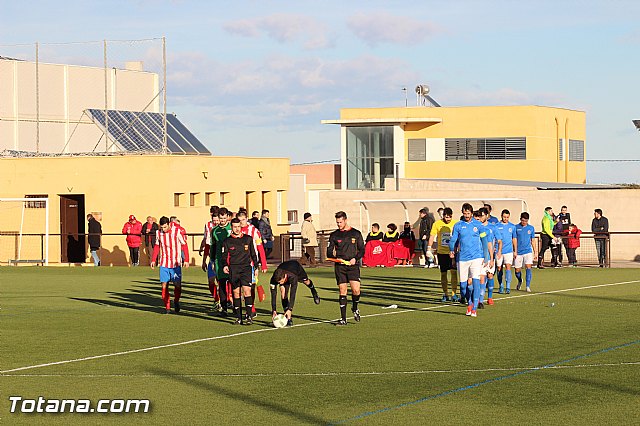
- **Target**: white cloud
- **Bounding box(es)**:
[347,11,440,46]
[223,13,332,50]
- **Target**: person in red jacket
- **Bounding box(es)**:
[566,223,582,267]
[122,214,143,266]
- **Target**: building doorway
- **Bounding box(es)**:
[60,194,86,263]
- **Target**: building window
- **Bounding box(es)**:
[445,137,526,160]
[24,194,48,209]
[559,139,565,161]
[408,139,426,161]
[190,193,199,207]
[287,210,298,224]
[220,192,229,206]
[205,192,215,206]
[569,139,584,162]
[346,126,394,190]
[174,193,183,207]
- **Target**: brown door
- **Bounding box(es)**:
[60,194,86,263]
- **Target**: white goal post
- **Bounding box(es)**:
[0,197,49,265]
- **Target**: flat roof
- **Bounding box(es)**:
[419,178,622,190]
[321,117,442,125]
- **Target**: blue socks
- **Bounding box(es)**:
[526,268,532,288]
[472,278,481,310]
[459,281,467,302]
[497,268,503,286]
[505,269,512,290]
[515,271,522,284]
[487,277,494,299]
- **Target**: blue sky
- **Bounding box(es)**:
[1,0,639,183]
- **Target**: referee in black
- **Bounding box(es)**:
[327,211,365,326]
[222,218,258,325]
[270,260,320,327]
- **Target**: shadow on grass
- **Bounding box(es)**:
[148,367,327,425]
[547,371,640,397]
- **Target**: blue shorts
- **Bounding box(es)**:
[207,262,216,279]
[160,266,182,283]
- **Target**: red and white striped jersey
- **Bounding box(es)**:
[155,226,187,268]
[241,223,267,268]
[204,221,215,245]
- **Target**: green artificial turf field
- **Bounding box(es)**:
[1,265,639,424]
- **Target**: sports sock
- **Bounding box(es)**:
[161,286,170,309]
[339,295,347,321]
[515,271,522,284]
[459,281,467,302]
[245,295,254,318]
[233,297,242,320]
[525,268,532,287]
[471,278,481,310]
[497,268,503,286]
[305,280,317,295]
[505,269,512,290]
[440,272,448,295]
[281,297,290,311]
[487,277,494,299]
[352,293,360,311]
[174,285,182,302]
[218,282,227,304]
[251,284,256,302]
[479,279,486,303]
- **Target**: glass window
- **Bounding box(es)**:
[346,126,394,190]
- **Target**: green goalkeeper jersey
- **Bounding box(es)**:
[211,223,232,278]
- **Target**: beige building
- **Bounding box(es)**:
[289,164,340,226]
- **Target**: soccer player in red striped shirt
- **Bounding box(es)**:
[151,216,190,314]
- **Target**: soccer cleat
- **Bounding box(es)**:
[498,286,504,294]
[470,310,477,317]
[353,309,361,322]
[286,319,293,327]
[466,306,473,316]
[251,311,257,319]
[441,295,448,303]
[516,282,522,291]
[212,301,222,312]
[452,294,460,302]
[506,288,511,294]
[335,319,348,326]
[477,302,484,310]
[174,301,181,313]
[233,318,243,325]
[487,298,494,305]
[245,315,253,325]
[313,292,321,305]
[460,297,466,305]
[526,287,532,293]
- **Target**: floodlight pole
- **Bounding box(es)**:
[104,39,109,153]
[162,36,168,155]
[35,42,40,154]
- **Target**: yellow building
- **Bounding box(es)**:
[322,105,586,189]
[0,155,289,265]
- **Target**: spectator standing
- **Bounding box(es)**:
[591,209,609,267]
[141,216,159,265]
[258,209,275,259]
[87,214,102,267]
[557,205,571,262]
[300,212,318,267]
[551,219,564,267]
[538,207,555,269]
[417,208,435,267]
[122,214,143,266]
[250,211,260,229]
[566,223,582,267]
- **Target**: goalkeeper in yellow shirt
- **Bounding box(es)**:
[427,207,459,302]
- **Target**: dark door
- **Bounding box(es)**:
[60,194,86,263]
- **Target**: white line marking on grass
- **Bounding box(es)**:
[2,279,639,375]
[3,361,639,378]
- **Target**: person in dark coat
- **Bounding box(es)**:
[141,216,159,265]
[87,214,102,266]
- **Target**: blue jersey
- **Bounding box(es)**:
[495,221,516,254]
[487,216,500,225]
[488,222,501,253]
[450,218,486,262]
[515,223,535,255]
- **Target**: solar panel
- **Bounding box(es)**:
[86,109,211,155]
[633,120,640,131]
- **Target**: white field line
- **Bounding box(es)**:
[3,361,639,378]
[1,279,639,375]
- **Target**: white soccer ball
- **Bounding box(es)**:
[272,314,288,328]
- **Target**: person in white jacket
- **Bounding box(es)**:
[300,212,318,267]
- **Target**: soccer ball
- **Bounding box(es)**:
[272,314,288,328]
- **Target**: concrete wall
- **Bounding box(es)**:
[318,179,640,263]
[0,155,290,264]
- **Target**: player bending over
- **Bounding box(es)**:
[151,216,190,314]
[327,211,365,326]
[270,260,320,327]
[222,218,259,325]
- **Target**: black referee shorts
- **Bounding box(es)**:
[334,263,360,284]
[229,267,252,290]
